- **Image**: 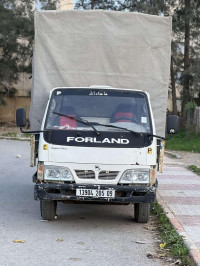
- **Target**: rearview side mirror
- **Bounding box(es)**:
[167,115,179,134]
[16,108,26,128]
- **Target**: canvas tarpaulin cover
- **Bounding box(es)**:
[31,10,172,136]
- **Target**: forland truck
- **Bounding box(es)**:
[16,10,178,223]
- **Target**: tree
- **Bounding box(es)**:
[170,56,178,115]
[0,0,57,105]
[0,0,34,105]
[76,0,168,15]
[40,0,57,10]
[172,0,200,115]
[76,0,117,10]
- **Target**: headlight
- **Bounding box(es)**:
[119,169,149,184]
[44,165,74,181]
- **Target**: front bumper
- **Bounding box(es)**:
[34,182,156,204]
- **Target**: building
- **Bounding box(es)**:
[57,0,74,10]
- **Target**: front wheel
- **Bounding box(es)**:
[134,203,150,223]
[40,200,57,221]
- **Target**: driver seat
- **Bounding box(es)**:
[110,104,134,123]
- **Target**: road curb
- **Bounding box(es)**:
[165,150,200,169]
[165,150,182,159]
[157,192,200,266]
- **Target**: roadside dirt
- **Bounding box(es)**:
[0,125,20,135]
[165,149,200,167]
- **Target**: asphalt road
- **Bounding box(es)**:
[0,139,166,266]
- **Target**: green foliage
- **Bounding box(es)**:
[40,0,57,10]
[0,0,34,108]
[184,100,197,113]
[75,0,168,15]
[0,0,34,85]
[171,0,200,112]
[188,165,200,175]
[76,0,117,10]
[0,0,58,106]
[151,202,192,265]
[121,0,168,15]
[165,129,200,152]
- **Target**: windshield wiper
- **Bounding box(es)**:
[146,133,170,140]
[90,122,167,140]
[53,112,167,140]
[91,122,143,135]
[53,112,100,136]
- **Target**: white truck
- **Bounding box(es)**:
[16,10,178,223]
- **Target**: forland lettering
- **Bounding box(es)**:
[66,137,129,144]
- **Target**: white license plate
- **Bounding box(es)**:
[76,188,115,198]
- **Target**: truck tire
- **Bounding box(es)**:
[134,203,150,223]
[40,200,57,221]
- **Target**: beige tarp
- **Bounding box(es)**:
[30,10,172,136]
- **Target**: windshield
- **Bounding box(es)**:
[45,88,152,134]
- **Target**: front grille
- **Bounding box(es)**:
[75,170,95,179]
[98,171,119,180]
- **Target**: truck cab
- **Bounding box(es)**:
[32,86,158,222]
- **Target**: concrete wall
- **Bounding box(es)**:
[0,96,30,124]
[15,73,31,97]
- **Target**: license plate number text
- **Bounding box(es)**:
[76,189,115,198]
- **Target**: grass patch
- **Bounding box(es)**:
[188,165,200,176]
[165,130,200,153]
[2,132,30,138]
[2,132,18,137]
[151,202,192,266]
